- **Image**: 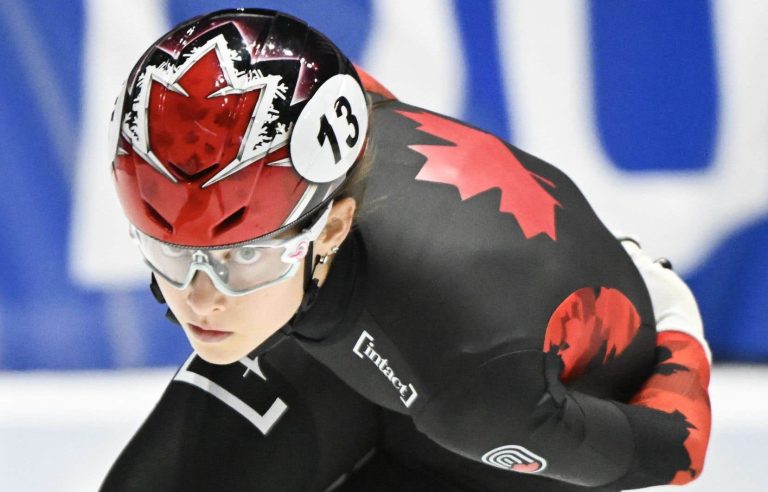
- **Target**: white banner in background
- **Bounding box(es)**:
[69,0,168,288]
[362,0,465,117]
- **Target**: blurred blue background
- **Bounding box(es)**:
[0,0,765,370]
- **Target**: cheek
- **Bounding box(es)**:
[240,267,305,319]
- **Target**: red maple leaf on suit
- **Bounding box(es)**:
[544,287,643,382]
[630,331,712,484]
[399,110,561,240]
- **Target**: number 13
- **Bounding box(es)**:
[317,96,360,164]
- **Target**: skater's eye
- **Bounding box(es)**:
[232,247,262,265]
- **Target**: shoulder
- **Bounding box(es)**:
[354,70,654,356]
[355,65,589,219]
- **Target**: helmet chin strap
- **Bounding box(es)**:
[304,241,316,291]
[290,241,323,326]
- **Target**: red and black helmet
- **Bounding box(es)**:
[110,8,369,247]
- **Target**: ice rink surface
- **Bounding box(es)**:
[1,364,763,491]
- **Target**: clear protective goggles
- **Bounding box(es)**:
[130,204,332,296]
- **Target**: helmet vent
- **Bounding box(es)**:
[213,206,247,236]
[143,201,173,233]
[167,162,219,182]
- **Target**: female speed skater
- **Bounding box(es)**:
[101,8,711,491]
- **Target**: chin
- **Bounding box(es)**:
[191,342,249,365]
[181,323,279,365]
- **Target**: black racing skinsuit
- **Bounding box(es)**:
[101,92,708,491]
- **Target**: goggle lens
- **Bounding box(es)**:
[131,205,330,295]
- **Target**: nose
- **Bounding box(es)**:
[186,271,227,316]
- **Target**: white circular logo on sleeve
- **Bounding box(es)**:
[481,445,547,473]
[290,74,368,183]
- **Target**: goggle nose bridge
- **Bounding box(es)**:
[192,250,210,265]
[189,250,230,284]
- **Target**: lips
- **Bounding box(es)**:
[188,323,233,343]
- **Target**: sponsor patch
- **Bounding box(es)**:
[481,444,547,473]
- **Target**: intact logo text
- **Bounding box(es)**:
[353,330,418,408]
